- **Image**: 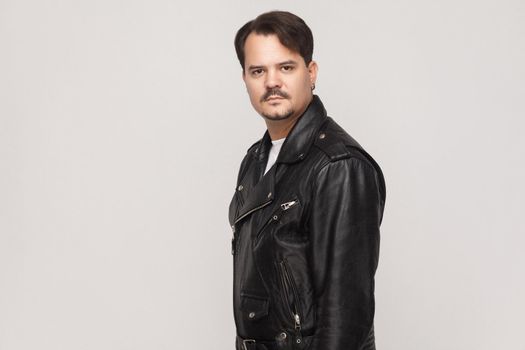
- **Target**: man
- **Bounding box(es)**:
[228,11,386,350]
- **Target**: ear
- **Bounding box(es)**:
[242,69,246,83]
[307,60,318,87]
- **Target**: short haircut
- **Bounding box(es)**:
[234,11,314,70]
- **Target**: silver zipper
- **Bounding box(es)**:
[234,199,272,224]
[230,225,236,255]
[280,200,297,211]
[294,313,301,330]
[279,260,303,344]
[233,199,273,255]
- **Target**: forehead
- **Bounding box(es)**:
[243,33,301,66]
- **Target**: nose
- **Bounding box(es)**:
[264,68,282,89]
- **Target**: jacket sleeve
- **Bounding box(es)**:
[307,156,385,350]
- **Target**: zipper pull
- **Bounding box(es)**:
[294,313,301,329]
[231,225,236,255]
[280,200,297,211]
[294,313,303,344]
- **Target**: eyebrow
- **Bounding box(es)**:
[278,60,298,66]
[247,60,299,71]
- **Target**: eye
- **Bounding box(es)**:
[281,65,294,72]
[250,69,264,77]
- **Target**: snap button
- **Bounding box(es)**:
[248,312,256,319]
[273,215,278,220]
[277,332,287,341]
[319,132,326,139]
[237,185,243,191]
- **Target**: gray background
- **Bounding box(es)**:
[1,0,524,349]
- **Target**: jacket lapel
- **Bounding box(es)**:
[234,165,275,224]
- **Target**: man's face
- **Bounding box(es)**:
[242,33,317,121]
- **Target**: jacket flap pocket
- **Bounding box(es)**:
[240,292,269,321]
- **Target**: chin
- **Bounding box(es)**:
[261,108,294,121]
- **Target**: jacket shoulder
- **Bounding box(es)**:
[313,116,368,163]
[313,117,386,203]
[246,139,260,154]
[234,139,260,182]
[237,138,261,166]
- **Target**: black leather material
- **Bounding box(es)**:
[229,95,386,350]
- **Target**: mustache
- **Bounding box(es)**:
[260,88,290,102]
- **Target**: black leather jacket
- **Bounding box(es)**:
[228,95,386,350]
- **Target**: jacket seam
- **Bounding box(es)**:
[311,155,378,194]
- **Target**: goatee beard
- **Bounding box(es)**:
[262,109,294,121]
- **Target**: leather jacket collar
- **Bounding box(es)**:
[250,95,328,164]
[233,95,328,225]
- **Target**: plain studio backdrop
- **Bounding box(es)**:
[1,0,524,349]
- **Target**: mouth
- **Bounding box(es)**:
[266,96,285,102]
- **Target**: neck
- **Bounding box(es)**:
[265,117,299,141]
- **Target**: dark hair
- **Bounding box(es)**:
[234,11,314,70]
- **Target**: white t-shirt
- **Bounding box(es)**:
[264,137,286,175]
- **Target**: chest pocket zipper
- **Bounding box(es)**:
[280,200,297,211]
[254,198,300,243]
